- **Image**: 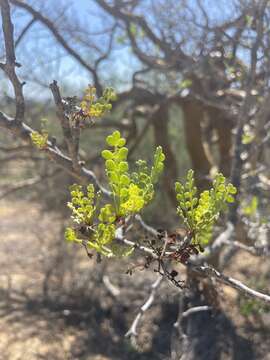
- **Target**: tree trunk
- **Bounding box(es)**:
[152,102,178,205]
[181,100,212,190]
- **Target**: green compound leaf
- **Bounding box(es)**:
[151,146,165,184]
[120,184,145,213]
[175,171,237,246]
[102,131,165,217]
[67,184,96,225]
[66,131,164,258]
[65,227,82,243]
[31,126,48,150]
[105,159,116,171]
[117,147,128,160]
[31,118,49,149]
[106,130,126,147]
[101,150,114,160]
[98,204,116,223]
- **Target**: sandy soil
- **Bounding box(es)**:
[0,200,269,360]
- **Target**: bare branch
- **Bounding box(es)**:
[173,305,212,331]
[15,17,36,48]
[221,239,270,257]
[0,111,110,196]
[125,275,163,339]
[0,0,25,122]
[181,305,212,319]
[50,80,80,172]
[194,265,270,304]
[122,218,270,304]
[10,0,103,95]
[102,275,121,298]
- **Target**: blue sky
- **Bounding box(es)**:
[1,0,140,100]
[0,0,240,101]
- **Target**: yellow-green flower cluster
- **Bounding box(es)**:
[80,86,116,119]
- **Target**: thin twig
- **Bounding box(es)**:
[125,275,163,338]
[0,111,111,196]
[174,305,212,329]
[119,219,270,304]
[194,265,270,304]
[221,239,269,257]
[103,275,121,297]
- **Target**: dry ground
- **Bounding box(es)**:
[0,200,269,360]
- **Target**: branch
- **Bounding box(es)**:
[125,218,270,303]
[96,0,190,70]
[0,111,110,196]
[125,275,163,339]
[194,265,270,304]
[220,239,270,257]
[0,0,15,63]
[96,0,171,54]
[49,80,80,172]
[10,0,102,95]
[102,275,121,298]
[134,214,159,237]
[173,305,212,331]
[15,17,36,47]
[0,0,25,122]
[181,305,212,319]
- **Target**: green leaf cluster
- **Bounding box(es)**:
[80,86,117,119]
[66,131,165,257]
[175,170,237,246]
[102,131,165,217]
[30,129,48,150]
[30,118,49,149]
[65,183,117,257]
[31,131,48,149]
